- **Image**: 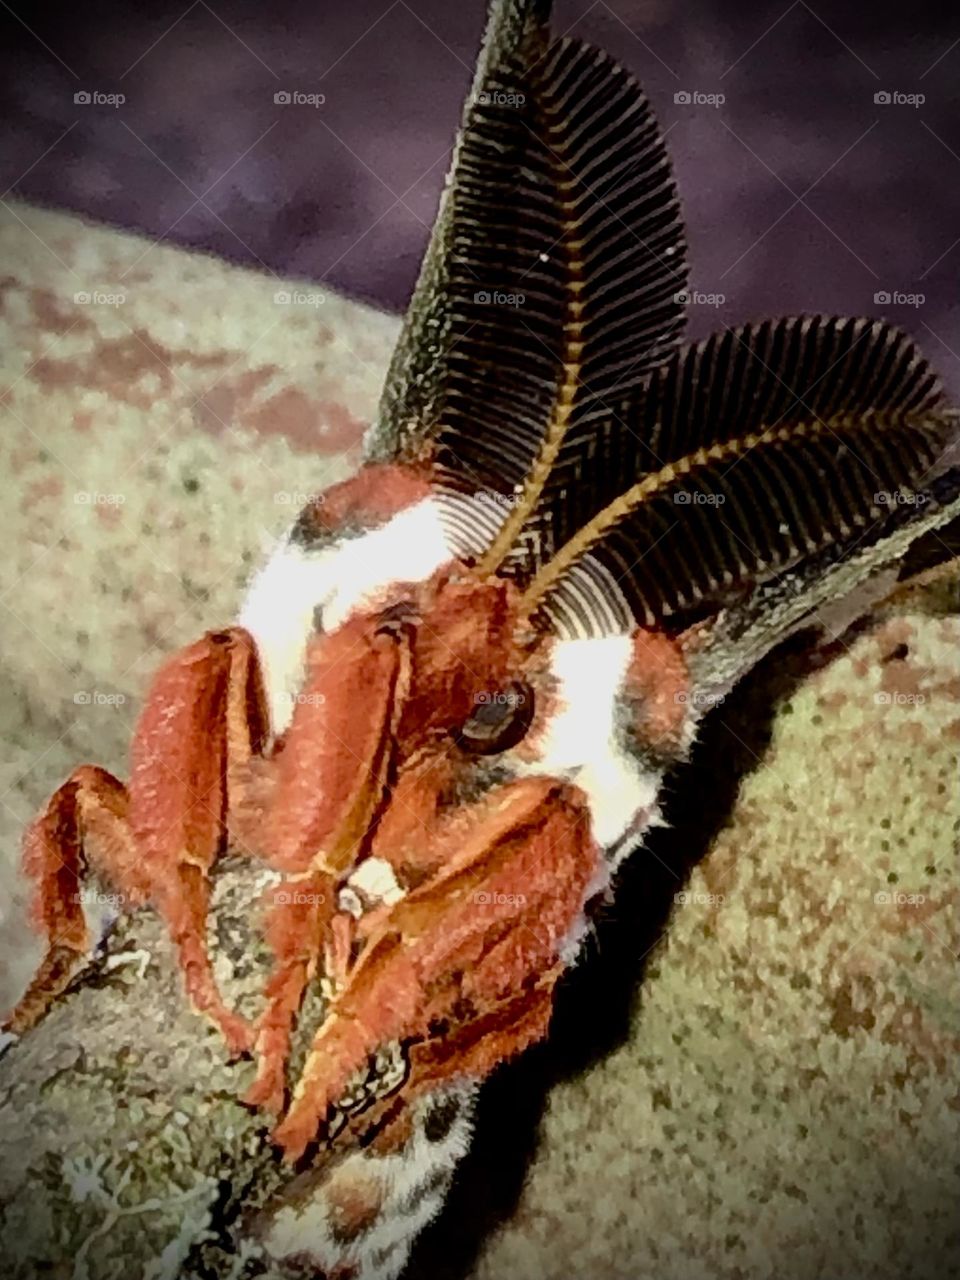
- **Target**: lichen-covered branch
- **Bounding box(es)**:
[0,860,316,1280]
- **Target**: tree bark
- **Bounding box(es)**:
[0,859,317,1280]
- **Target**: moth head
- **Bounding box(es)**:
[367,570,546,764]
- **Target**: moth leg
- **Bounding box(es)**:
[4,766,143,1035]
[246,615,410,1115]
[5,628,270,1052]
[375,965,562,1131]
[272,776,598,1161]
[125,626,269,1054]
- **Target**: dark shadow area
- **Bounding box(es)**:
[403,627,848,1280]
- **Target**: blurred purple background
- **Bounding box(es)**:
[1,0,958,388]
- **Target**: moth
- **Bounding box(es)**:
[5,0,960,1276]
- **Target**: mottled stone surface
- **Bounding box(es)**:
[1,205,957,1279]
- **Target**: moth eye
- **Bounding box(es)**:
[454,681,534,756]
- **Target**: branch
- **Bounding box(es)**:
[1,858,327,1280]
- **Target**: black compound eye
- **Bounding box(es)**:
[453,681,534,756]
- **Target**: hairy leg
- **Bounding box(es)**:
[247,612,412,1112]
[272,776,599,1160]
[5,628,268,1053]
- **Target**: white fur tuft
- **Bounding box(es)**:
[261,1084,477,1280]
[238,499,453,733]
[524,636,662,850]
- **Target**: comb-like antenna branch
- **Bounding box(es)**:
[474,181,586,576]
[517,425,791,611]
[519,407,959,622]
[471,39,689,574]
[511,317,954,636]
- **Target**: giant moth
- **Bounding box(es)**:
[4,1,959,1277]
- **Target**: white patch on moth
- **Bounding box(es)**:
[238,498,454,732]
[335,1084,476,1280]
[347,857,405,908]
[336,885,365,919]
[103,948,152,979]
[524,635,662,850]
[262,1084,476,1280]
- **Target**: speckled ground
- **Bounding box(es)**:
[1,204,958,1280]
